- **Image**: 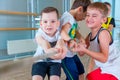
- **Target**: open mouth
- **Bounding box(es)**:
[46,27,53,31]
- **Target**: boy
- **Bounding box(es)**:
[32,7,67,80]
[74,2,120,80]
[60,0,91,80]
[102,2,116,34]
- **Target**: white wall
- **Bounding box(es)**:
[78,20,90,38]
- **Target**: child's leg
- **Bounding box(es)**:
[79,74,85,80]
[73,55,85,80]
[32,75,43,80]
[31,62,47,80]
[49,62,61,80]
[50,75,60,80]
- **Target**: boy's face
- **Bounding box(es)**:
[85,8,106,29]
[40,11,60,36]
[75,6,86,21]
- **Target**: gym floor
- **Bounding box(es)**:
[0,55,90,80]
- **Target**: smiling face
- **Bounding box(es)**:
[85,8,105,29]
[40,11,60,36]
[85,2,108,29]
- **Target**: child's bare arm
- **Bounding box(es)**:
[108,24,113,32]
[85,34,90,48]
[76,30,111,63]
[36,35,58,55]
[60,23,78,50]
[36,35,67,60]
[50,39,67,59]
[36,35,51,52]
[61,23,71,41]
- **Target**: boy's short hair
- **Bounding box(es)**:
[104,2,111,7]
[40,7,59,19]
[87,2,108,17]
[71,0,91,12]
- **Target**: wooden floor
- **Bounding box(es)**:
[0,55,89,80]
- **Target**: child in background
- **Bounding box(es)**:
[102,2,116,34]
[60,0,91,80]
[74,2,120,80]
[32,7,67,80]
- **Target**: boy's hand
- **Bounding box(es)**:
[51,47,67,60]
[71,42,87,56]
[67,39,77,51]
[79,38,85,44]
[108,24,113,31]
[77,43,86,52]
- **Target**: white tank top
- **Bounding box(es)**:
[34,28,61,63]
[89,28,120,79]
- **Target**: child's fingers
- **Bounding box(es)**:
[55,48,63,54]
[69,40,76,48]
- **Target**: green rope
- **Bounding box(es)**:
[62,61,74,80]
